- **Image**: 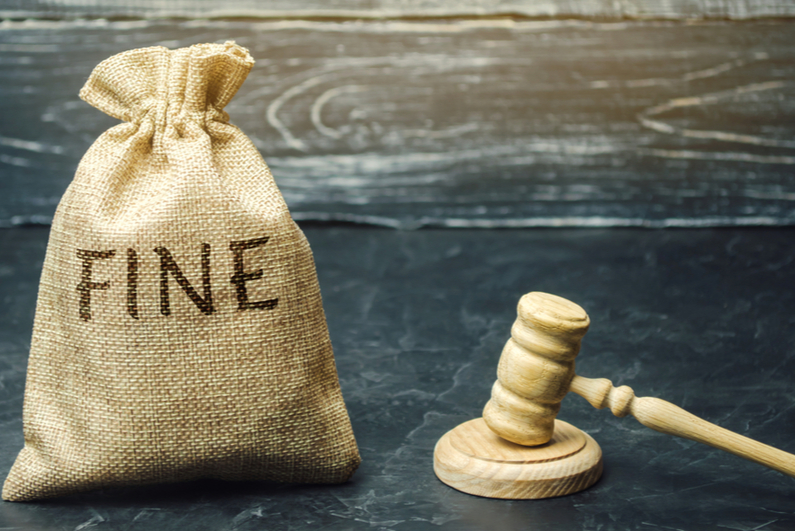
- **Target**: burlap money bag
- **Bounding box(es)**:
[2,42,360,502]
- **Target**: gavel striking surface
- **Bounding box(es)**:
[434,418,603,499]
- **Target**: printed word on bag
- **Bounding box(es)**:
[3,42,360,502]
[78,236,279,321]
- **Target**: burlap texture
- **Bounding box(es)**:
[2,42,360,502]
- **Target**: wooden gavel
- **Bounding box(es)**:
[434,291,795,499]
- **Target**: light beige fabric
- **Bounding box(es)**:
[3,42,360,502]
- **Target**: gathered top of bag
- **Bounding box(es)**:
[2,41,360,502]
[79,41,254,128]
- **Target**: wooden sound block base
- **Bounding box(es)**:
[434,418,603,499]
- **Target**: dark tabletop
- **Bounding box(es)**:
[1,225,794,531]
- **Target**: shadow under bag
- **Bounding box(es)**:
[3,42,360,502]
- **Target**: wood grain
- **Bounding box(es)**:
[570,375,795,478]
[485,290,795,480]
[433,418,603,499]
[2,0,793,20]
[1,20,794,228]
[483,292,589,445]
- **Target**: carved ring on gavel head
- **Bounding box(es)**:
[433,291,795,500]
[483,292,589,446]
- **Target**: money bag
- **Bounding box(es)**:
[3,42,360,502]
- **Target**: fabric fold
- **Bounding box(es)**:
[3,42,360,502]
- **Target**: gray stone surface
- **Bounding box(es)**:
[1,225,794,530]
[1,19,795,228]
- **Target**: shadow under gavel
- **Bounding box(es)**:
[434,292,795,499]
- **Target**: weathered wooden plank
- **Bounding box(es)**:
[1,0,794,20]
[0,19,794,228]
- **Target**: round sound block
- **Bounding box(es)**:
[434,418,603,499]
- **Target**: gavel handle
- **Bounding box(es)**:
[569,375,795,478]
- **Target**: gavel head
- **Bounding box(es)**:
[482,292,590,446]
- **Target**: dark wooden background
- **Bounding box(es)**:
[1,11,794,229]
[2,0,795,20]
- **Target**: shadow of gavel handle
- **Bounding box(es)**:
[570,375,795,478]
[482,292,795,478]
